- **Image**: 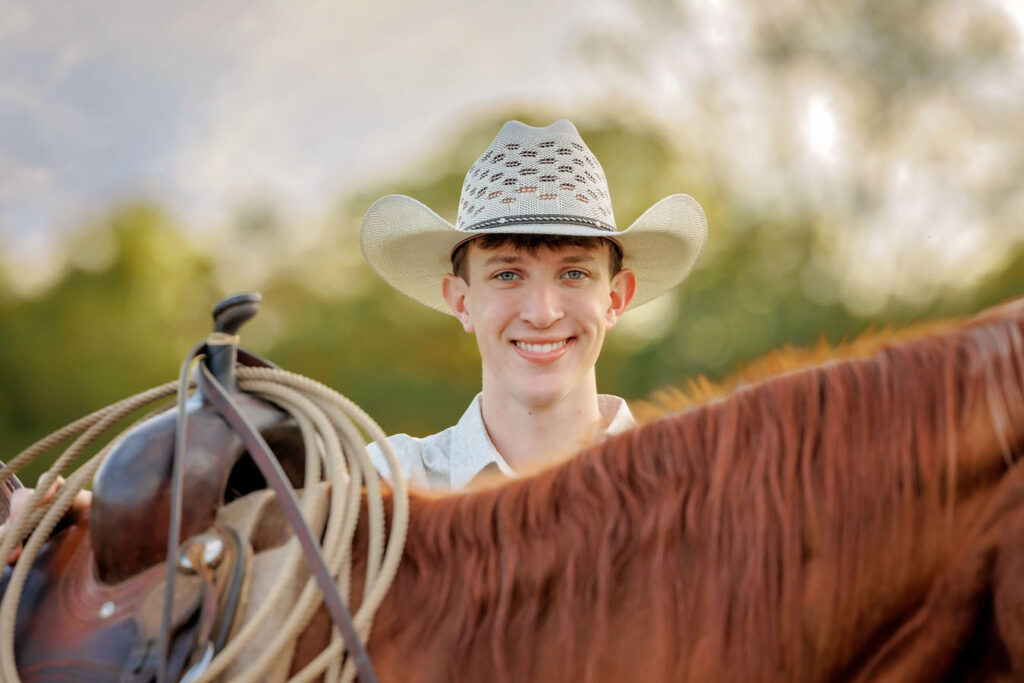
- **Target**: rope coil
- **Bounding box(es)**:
[0,364,408,683]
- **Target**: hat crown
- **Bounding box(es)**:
[455,120,616,231]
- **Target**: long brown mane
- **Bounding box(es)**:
[367,299,1024,682]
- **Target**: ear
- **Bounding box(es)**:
[605,268,636,329]
[442,273,475,333]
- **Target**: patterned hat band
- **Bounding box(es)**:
[464,214,618,233]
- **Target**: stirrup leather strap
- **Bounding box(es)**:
[199,362,379,683]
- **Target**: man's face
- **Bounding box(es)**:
[442,240,636,409]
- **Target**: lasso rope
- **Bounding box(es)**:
[0,365,409,683]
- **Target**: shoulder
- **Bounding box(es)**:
[598,394,636,435]
[366,427,457,490]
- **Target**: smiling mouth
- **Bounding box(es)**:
[513,339,572,353]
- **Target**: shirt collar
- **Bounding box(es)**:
[448,393,636,490]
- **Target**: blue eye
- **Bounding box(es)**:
[495,271,519,281]
[563,269,587,280]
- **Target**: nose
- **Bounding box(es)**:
[519,280,564,328]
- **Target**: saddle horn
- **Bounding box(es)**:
[206,292,262,392]
[90,292,304,584]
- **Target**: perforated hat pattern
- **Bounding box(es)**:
[455,120,616,232]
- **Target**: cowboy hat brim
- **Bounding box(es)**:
[359,193,707,315]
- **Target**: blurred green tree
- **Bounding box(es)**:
[579,0,1024,313]
[0,204,216,481]
[1,112,1022,485]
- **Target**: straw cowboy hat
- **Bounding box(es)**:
[360,119,708,314]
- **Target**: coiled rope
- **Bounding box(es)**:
[0,364,408,683]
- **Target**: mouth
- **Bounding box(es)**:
[511,337,574,362]
[514,339,569,353]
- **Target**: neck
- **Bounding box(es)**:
[479,374,605,473]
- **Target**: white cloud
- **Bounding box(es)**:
[0,152,53,202]
[0,0,597,253]
[990,0,1024,47]
[803,94,838,163]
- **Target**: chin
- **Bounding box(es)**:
[516,382,572,409]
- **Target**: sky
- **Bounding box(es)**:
[2,0,1022,310]
[0,0,607,259]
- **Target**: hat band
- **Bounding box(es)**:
[463,214,618,233]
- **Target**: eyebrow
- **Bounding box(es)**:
[482,255,523,267]
[481,253,599,267]
[558,253,598,264]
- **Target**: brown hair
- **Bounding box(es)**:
[450,234,623,283]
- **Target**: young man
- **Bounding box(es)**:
[360,119,707,490]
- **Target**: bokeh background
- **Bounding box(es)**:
[2,0,1023,482]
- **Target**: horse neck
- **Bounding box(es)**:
[369,300,1024,683]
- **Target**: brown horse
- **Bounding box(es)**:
[5,298,1024,682]
[331,298,1024,683]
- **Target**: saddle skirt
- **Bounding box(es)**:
[2,520,248,682]
[0,483,330,682]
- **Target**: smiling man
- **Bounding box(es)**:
[360,119,707,490]
[441,233,635,475]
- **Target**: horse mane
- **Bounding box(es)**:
[373,299,1024,682]
[632,315,965,421]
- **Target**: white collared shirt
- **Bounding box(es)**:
[367,393,635,491]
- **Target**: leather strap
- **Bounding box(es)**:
[128,525,249,683]
[200,361,379,683]
[157,341,275,680]
[159,342,205,683]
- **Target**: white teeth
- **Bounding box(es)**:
[516,340,568,353]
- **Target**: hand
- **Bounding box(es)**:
[1,476,93,565]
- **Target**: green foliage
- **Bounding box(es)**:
[1,115,1022,489]
[0,204,217,481]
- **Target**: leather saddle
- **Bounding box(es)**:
[2,521,248,682]
[0,293,309,681]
